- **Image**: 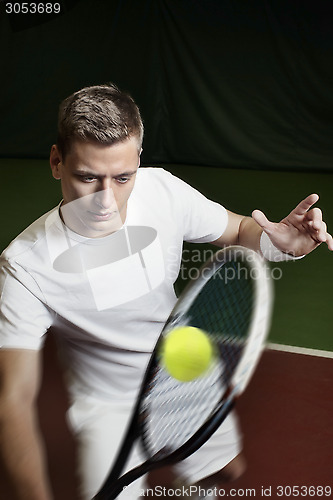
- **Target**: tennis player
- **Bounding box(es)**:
[0,84,332,500]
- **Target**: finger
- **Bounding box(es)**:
[326,233,333,251]
[305,210,330,244]
[291,193,319,217]
[305,207,322,228]
[320,224,333,250]
[304,208,324,237]
[318,222,329,243]
[310,222,328,244]
[307,219,333,250]
[252,209,275,233]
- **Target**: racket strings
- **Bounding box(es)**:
[140,361,224,460]
[189,262,253,386]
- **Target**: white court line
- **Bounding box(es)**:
[267,342,333,359]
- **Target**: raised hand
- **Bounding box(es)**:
[252,194,333,257]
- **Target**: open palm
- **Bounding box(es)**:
[252,194,333,256]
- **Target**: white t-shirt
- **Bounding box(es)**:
[0,168,228,402]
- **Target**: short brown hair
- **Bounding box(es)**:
[57,83,144,159]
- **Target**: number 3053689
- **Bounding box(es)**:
[5,3,61,14]
[276,485,332,497]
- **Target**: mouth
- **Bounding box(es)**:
[88,211,117,222]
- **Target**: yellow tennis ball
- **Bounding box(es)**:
[162,326,213,382]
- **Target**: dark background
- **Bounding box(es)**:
[1,0,332,170]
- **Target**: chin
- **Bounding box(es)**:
[88,222,122,237]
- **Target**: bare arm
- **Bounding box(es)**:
[0,349,53,500]
[211,195,333,256]
[211,210,262,251]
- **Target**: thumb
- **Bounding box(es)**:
[252,209,273,233]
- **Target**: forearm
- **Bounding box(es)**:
[213,212,305,261]
[0,402,53,500]
[212,212,263,253]
[237,216,263,252]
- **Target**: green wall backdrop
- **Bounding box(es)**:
[1,0,332,170]
[0,159,332,352]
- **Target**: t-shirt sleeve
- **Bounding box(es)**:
[162,170,228,243]
[0,264,53,350]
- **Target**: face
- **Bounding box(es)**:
[50,137,141,238]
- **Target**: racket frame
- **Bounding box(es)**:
[93,246,273,499]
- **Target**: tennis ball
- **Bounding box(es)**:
[162,326,213,382]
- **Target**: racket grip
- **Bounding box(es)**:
[93,460,150,500]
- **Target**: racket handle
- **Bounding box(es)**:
[93,461,150,500]
[93,399,235,499]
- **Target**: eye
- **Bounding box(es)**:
[79,175,96,183]
[116,177,130,184]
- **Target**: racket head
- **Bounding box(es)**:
[139,245,273,461]
[95,246,273,498]
[166,245,273,393]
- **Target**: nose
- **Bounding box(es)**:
[95,182,115,210]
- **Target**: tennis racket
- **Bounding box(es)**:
[93,246,273,499]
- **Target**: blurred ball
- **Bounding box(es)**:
[162,326,213,382]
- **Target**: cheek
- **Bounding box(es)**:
[61,179,91,204]
[114,184,134,206]
[123,184,135,205]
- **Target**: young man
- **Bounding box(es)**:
[0,84,332,500]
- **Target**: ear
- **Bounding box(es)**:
[138,147,143,167]
[50,145,63,180]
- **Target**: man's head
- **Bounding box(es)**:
[57,83,144,160]
[50,84,143,238]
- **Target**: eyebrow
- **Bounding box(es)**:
[74,169,137,178]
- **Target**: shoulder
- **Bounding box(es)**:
[136,167,175,184]
[134,167,193,197]
[0,206,60,264]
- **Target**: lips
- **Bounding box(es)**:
[89,211,115,221]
